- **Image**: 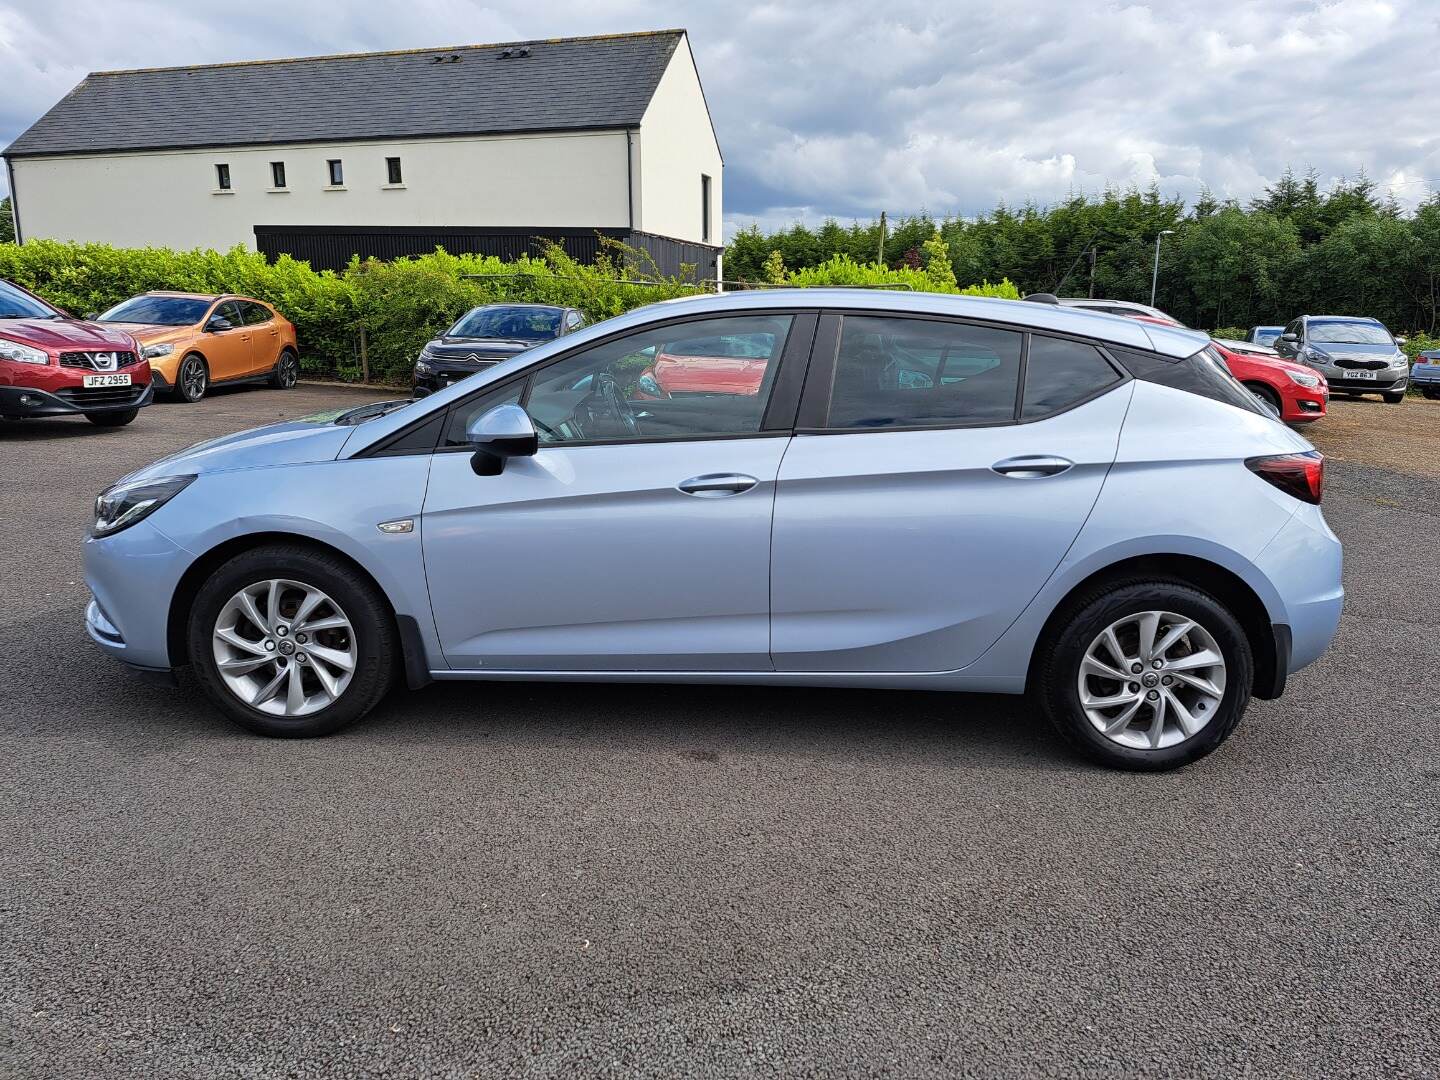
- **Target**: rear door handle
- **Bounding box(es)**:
[677,473,759,497]
[991,455,1073,478]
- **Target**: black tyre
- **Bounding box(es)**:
[173,354,209,402]
[187,543,397,737]
[1245,382,1282,417]
[269,348,300,389]
[1423,388,1440,401]
[1036,580,1253,771]
[86,408,139,427]
[1383,391,1405,404]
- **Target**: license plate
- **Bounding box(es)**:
[82,373,132,388]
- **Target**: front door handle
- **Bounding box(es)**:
[991,455,1073,478]
[677,473,759,497]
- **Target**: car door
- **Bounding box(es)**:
[421,311,815,671]
[770,313,1131,673]
[1273,318,1302,359]
[203,300,253,381]
[238,300,281,373]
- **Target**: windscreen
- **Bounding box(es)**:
[0,279,59,319]
[99,296,212,325]
[1308,320,1394,345]
[450,307,563,342]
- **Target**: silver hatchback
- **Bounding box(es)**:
[84,291,1344,771]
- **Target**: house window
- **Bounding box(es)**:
[270,161,287,188]
[327,159,344,187]
[215,163,231,190]
[701,173,712,242]
[386,157,403,185]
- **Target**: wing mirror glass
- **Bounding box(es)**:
[467,403,537,476]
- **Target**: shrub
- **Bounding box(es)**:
[0,240,1018,384]
[1211,326,1249,341]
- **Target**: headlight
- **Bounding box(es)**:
[0,337,49,365]
[92,474,195,538]
[1286,370,1321,388]
[419,343,441,361]
[415,360,433,374]
[142,342,174,359]
[1390,355,1409,368]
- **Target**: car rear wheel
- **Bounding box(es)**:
[1383,391,1405,404]
[187,544,397,737]
[1036,580,1253,771]
[1423,388,1440,401]
[86,408,139,427]
[173,354,209,403]
[269,348,299,389]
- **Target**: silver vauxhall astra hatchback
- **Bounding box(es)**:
[84,290,1343,770]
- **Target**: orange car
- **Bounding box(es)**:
[94,292,299,402]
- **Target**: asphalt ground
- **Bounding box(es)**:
[2,385,1437,1078]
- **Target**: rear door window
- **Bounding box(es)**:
[825,316,1023,429]
[1021,336,1122,418]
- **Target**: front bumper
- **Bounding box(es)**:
[412,359,501,397]
[84,517,194,672]
[0,381,153,417]
[1319,367,1408,392]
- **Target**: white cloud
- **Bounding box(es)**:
[2,0,1438,229]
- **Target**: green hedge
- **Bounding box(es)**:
[0,239,1019,385]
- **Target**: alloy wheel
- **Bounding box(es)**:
[211,578,357,716]
[278,354,298,388]
[182,357,207,400]
[1077,610,1227,750]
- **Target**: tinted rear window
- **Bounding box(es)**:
[827,316,1023,429]
[1022,336,1122,418]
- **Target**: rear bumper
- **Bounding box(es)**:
[1254,503,1344,678]
[1,381,153,417]
[1409,366,1440,386]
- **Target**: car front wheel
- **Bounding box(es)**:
[1037,581,1253,771]
[174,354,209,403]
[1383,391,1405,404]
[86,408,139,427]
[187,544,397,737]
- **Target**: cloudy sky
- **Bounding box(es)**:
[2,0,1437,235]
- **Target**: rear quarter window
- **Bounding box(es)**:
[1109,345,1265,416]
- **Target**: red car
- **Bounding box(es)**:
[1211,338,1327,423]
[0,278,152,426]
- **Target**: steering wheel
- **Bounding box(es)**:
[578,372,639,438]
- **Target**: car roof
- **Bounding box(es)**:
[642,289,1210,358]
[1303,314,1383,323]
[466,302,569,312]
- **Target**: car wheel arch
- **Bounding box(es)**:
[165,531,428,686]
[1024,552,1280,701]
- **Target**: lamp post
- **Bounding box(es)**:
[1150,229,1175,308]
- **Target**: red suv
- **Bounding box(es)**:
[0,278,153,427]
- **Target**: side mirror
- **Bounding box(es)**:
[1277,332,1298,344]
[1395,336,1407,346]
[84,311,98,320]
[205,316,233,333]
[467,403,537,476]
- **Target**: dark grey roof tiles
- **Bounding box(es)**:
[5,30,683,157]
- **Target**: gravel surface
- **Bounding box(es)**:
[2,385,1437,1079]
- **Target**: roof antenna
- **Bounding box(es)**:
[1022,292,1060,305]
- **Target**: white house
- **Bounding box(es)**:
[3,30,722,276]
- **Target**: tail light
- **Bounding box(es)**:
[1246,451,1324,504]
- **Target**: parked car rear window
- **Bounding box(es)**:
[826,316,1022,429]
[1022,336,1121,418]
[0,279,58,319]
[98,296,212,326]
[1307,319,1394,345]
